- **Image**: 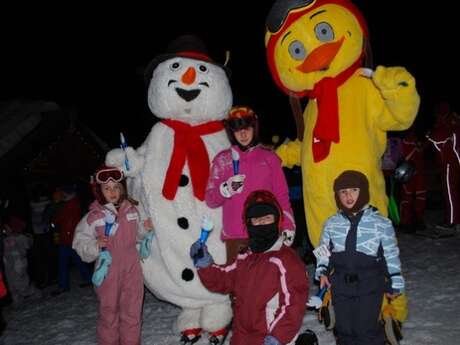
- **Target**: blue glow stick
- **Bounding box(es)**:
[193,216,214,264]
[317,286,327,299]
[120,132,130,171]
[102,213,115,252]
[231,148,240,175]
[199,216,214,244]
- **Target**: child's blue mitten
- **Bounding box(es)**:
[92,251,112,287]
[139,231,155,259]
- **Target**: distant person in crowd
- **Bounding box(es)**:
[381,133,403,228]
[315,170,404,345]
[3,215,40,305]
[381,133,403,193]
[43,187,66,285]
[29,184,52,288]
[191,190,308,345]
[51,183,91,296]
[206,106,295,264]
[0,200,9,333]
[426,101,460,233]
[398,128,427,233]
[73,165,153,345]
[0,199,8,274]
[0,268,7,335]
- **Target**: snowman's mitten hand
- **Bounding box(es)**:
[105,148,125,168]
[105,147,143,177]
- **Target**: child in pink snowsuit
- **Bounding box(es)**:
[73,166,152,345]
[206,106,295,264]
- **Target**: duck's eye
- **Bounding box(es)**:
[169,61,181,71]
[288,40,306,61]
[315,22,334,42]
[198,64,208,73]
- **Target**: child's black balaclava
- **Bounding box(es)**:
[333,170,370,215]
[245,202,280,253]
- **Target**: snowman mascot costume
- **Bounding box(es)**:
[106,35,232,344]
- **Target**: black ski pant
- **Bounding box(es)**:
[331,272,385,345]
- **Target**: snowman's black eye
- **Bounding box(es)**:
[198,64,208,73]
[169,61,181,71]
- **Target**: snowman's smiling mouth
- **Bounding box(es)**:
[175,88,201,102]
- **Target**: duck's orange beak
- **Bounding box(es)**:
[296,36,345,73]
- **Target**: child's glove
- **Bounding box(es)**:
[263,335,281,345]
[219,174,246,198]
[190,240,214,269]
[139,231,155,260]
[382,297,403,345]
[282,229,295,246]
[318,289,335,331]
[92,251,112,287]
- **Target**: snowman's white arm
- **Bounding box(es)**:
[72,214,100,263]
[106,145,145,177]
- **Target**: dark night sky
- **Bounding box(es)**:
[1,1,458,147]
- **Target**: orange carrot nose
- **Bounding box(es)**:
[181,67,196,85]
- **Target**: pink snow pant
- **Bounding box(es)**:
[96,256,144,345]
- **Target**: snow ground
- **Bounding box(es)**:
[1,223,460,345]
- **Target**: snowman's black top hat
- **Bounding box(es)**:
[144,34,230,86]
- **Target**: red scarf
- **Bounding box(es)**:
[305,58,362,162]
[162,119,224,201]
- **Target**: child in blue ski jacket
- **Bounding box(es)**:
[315,170,404,345]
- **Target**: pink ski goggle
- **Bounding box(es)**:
[95,167,124,184]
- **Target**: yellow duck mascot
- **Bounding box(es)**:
[265,0,420,326]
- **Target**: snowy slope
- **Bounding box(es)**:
[2,231,460,345]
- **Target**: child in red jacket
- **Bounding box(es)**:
[191,190,308,345]
[51,184,91,295]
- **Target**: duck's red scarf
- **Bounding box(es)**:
[305,58,362,162]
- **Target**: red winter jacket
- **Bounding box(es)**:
[427,120,460,166]
[198,240,308,345]
[53,196,82,246]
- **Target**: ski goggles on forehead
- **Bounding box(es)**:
[95,168,124,184]
[227,117,256,131]
[266,0,315,33]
